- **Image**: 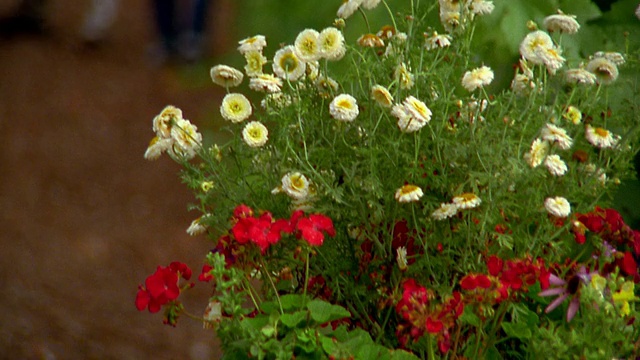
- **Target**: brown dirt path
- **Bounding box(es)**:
[0,1,232,358]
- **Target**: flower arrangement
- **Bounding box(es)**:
[137,0,640,358]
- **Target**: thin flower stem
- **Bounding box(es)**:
[381,0,398,33]
[259,257,283,314]
[303,250,310,302]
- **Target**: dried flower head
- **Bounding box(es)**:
[357,33,385,48]
[210,65,244,88]
[586,57,619,85]
[220,93,252,123]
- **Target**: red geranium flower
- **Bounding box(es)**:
[296,213,335,246]
[135,262,192,313]
[198,264,214,282]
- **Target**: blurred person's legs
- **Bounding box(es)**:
[81,0,120,44]
[180,0,210,61]
[151,0,179,60]
[0,0,48,36]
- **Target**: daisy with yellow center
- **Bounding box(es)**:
[585,125,618,149]
[586,57,619,85]
[315,76,339,98]
[544,154,568,176]
[277,172,310,200]
[153,105,183,139]
[357,33,385,48]
[370,85,393,107]
[395,184,424,203]
[424,31,452,50]
[361,0,381,10]
[242,121,269,148]
[144,136,173,160]
[249,74,283,93]
[543,12,580,34]
[395,63,414,90]
[403,96,432,124]
[470,0,495,15]
[337,0,360,19]
[565,68,597,85]
[535,46,566,75]
[319,27,346,61]
[525,138,549,168]
[220,93,252,123]
[294,29,321,62]
[519,30,554,65]
[431,203,458,220]
[186,216,208,236]
[544,196,571,217]
[563,106,582,125]
[462,66,494,92]
[210,64,244,88]
[377,25,396,40]
[452,193,482,210]
[541,123,573,150]
[237,35,266,55]
[170,118,202,159]
[244,51,267,77]
[273,46,306,81]
[330,94,359,122]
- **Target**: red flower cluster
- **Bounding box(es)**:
[395,279,463,353]
[136,262,192,313]
[230,205,336,252]
[575,207,640,282]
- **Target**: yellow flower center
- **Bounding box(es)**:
[280,54,299,72]
[594,127,609,137]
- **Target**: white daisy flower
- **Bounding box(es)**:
[452,193,482,210]
[424,31,452,50]
[593,51,625,66]
[525,138,549,168]
[279,172,310,200]
[563,106,582,125]
[395,184,424,203]
[544,196,571,217]
[535,46,566,75]
[362,0,381,10]
[330,94,359,122]
[319,27,346,61]
[153,105,183,139]
[242,121,269,148]
[519,31,554,65]
[144,136,173,160]
[170,118,202,159]
[470,0,495,15]
[403,96,432,124]
[210,64,244,88]
[244,50,267,77]
[357,33,385,48]
[371,85,393,107]
[431,203,458,220]
[220,93,252,123]
[237,35,267,54]
[273,46,306,81]
[585,125,618,149]
[565,68,597,85]
[249,74,283,93]
[396,246,408,271]
[395,62,414,90]
[544,155,568,176]
[294,29,321,62]
[186,216,207,236]
[586,57,619,85]
[541,123,573,150]
[337,0,360,19]
[461,66,494,92]
[543,12,580,34]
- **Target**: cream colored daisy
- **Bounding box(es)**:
[470,0,495,15]
[210,64,244,88]
[544,196,571,217]
[535,46,566,75]
[186,216,207,236]
[273,46,306,81]
[357,33,385,48]
[153,105,183,138]
[294,29,321,62]
[330,94,359,122]
[525,138,549,168]
[544,154,568,176]
[170,118,202,159]
[424,31,452,50]
[452,193,482,210]
[242,121,269,148]
[319,27,346,61]
[396,246,408,271]
[395,184,423,203]
[377,25,396,40]
[519,31,554,65]
[543,12,580,34]
[371,85,393,107]
[565,68,597,85]
[278,172,310,200]
[391,101,428,133]
[593,51,625,66]
[563,106,582,125]
[585,125,618,149]
[315,75,339,98]
[244,50,267,77]
[144,136,173,160]
[220,93,252,123]
[431,203,458,220]
[511,74,535,95]
[586,57,619,85]
[403,96,432,124]
[249,74,283,93]
[462,66,494,92]
[395,62,414,90]
[337,0,360,19]
[541,123,573,150]
[237,35,267,54]
[637,4,640,20]
[362,0,381,9]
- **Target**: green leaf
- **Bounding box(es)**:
[485,345,503,360]
[280,311,308,328]
[307,299,351,324]
[280,294,307,310]
[459,305,483,327]
[389,349,421,360]
[502,321,532,340]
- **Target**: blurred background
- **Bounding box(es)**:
[0,0,638,358]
